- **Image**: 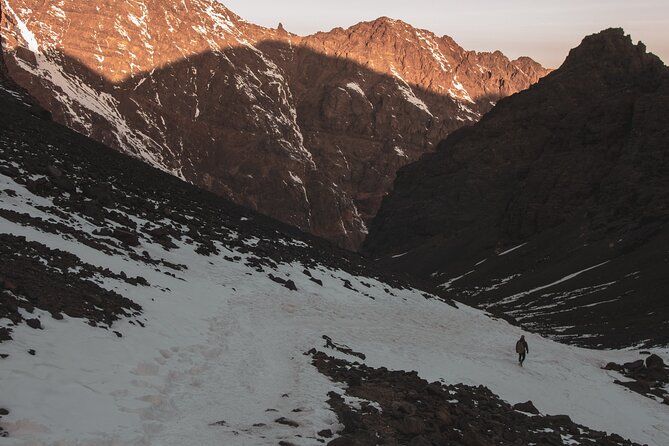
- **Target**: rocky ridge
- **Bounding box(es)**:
[0,0,549,249]
[364,29,669,348]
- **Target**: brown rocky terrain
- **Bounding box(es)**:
[0,0,548,249]
[309,350,642,446]
[364,29,669,348]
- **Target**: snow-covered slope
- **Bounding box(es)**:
[0,84,667,445]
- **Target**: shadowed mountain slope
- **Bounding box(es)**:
[364,29,669,349]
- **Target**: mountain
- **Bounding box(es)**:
[0,0,549,250]
[1,55,666,446]
[364,29,669,349]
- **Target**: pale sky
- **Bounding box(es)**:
[221,0,669,68]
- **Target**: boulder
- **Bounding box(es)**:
[513,401,540,415]
[25,318,42,330]
[111,229,141,247]
[623,360,645,372]
[645,354,665,370]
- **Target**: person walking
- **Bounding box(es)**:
[516,335,529,366]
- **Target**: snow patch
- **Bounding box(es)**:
[390,66,433,117]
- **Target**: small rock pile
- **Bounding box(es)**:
[310,351,641,446]
[605,353,669,404]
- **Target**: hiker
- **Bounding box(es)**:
[516,335,529,366]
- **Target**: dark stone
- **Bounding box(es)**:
[274,417,299,428]
[26,318,42,330]
[112,229,141,247]
[126,276,149,286]
[623,360,645,372]
[513,401,540,415]
[317,429,333,438]
[604,362,622,371]
[26,177,52,196]
[646,354,665,370]
[544,414,572,425]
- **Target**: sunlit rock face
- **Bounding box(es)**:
[0,0,548,249]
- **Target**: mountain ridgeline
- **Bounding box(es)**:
[0,0,548,250]
[364,29,669,348]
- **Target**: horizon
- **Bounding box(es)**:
[221,0,669,68]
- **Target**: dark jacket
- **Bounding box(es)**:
[516,338,529,354]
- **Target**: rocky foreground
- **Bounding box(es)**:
[309,350,643,446]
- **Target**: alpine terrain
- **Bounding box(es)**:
[1,46,668,446]
[0,0,548,249]
[365,29,669,350]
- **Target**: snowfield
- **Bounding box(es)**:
[1,172,668,446]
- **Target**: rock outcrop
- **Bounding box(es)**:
[605,353,669,404]
[364,29,669,348]
[0,0,548,249]
[310,351,642,446]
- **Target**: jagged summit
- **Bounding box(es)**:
[0,0,549,250]
[559,28,667,84]
[364,28,669,349]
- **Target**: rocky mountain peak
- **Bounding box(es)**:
[561,28,666,77]
[364,28,669,348]
[0,0,549,249]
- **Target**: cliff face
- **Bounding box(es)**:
[364,29,669,348]
[0,0,548,249]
